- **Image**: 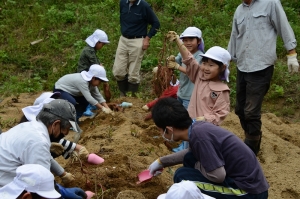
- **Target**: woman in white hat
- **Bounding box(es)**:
[54,64,113,123]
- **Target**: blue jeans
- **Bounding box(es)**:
[173,152,268,199]
[177,96,190,110]
[53,89,89,121]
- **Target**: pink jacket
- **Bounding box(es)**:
[183,53,230,126]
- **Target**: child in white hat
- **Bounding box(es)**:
[77,29,112,117]
[167,31,231,126]
[54,64,113,123]
[166,26,205,152]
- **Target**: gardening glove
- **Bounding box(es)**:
[148,159,163,176]
[101,106,113,114]
[57,183,87,199]
[78,146,89,160]
[166,31,179,42]
[287,53,299,73]
[50,143,64,156]
[61,172,75,185]
[142,105,149,111]
[167,55,180,70]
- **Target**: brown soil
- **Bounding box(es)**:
[1,92,300,199]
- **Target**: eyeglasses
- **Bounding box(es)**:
[162,128,174,142]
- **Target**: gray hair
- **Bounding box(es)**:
[36,110,70,129]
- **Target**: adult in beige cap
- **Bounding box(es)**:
[0,99,80,187]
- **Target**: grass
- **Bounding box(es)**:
[0,0,300,119]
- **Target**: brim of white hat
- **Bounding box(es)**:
[201,54,225,65]
[23,98,56,121]
[180,34,201,39]
[0,181,25,199]
[81,71,109,82]
[157,193,167,199]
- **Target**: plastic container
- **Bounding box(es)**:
[87,153,105,165]
[119,102,133,108]
[85,191,95,199]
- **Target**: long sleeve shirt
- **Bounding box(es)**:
[227,0,297,72]
[183,53,230,125]
[0,121,51,187]
[120,0,160,38]
[175,50,204,100]
[55,73,106,106]
[77,46,100,73]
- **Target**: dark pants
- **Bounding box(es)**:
[235,66,274,136]
[173,152,268,199]
[53,89,88,121]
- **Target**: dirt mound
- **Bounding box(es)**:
[1,93,300,199]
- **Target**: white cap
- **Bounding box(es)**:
[180,27,202,39]
[157,181,215,199]
[201,46,231,82]
[81,64,109,82]
[34,92,60,105]
[22,92,61,122]
[85,29,110,47]
[0,164,61,199]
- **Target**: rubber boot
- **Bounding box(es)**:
[128,82,139,97]
[117,79,128,97]
[244,133,261,156]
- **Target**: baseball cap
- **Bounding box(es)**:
[42,99,80,133]
[0,164,61,199]
[85,29,110,47]
[81,64,109,82]
[22,92,61,122]
[201,46,231,82]
[180,27,202,39]
[157,181,215,199]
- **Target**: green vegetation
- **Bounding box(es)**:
[0,0,300,120]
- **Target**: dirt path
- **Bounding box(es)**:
[1,92,300,199]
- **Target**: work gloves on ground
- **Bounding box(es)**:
[101,106,113,114]
[287,53,299,73]
[166,31,179,42]
[61,172,75,185]
[148,159,163,176]
[167,55,180,70]
[142,105,149,111]
[50,143,64,156]
[57,183,87,199]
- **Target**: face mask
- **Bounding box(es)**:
[50,132,65,142]
[162,128,175,143]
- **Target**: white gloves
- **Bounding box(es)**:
[287,53,299,73]
[101,106,113,114]
[142,105,149,111]
[148,159,163,176]
[61,172,75,184]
